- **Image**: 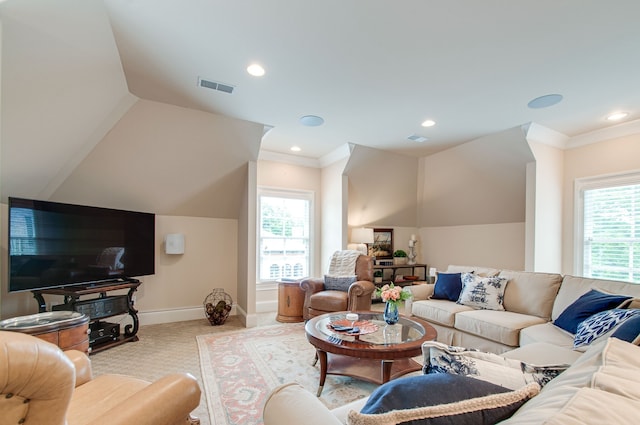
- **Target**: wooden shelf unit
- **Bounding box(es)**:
[32,280,141,353]
[373,263,428,286]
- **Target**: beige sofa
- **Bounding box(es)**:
[263,337,640,425]
[407,265,640,356]
[263,266,640,424]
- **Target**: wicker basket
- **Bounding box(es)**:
[203,289,233,325]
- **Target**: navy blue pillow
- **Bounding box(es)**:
[432,272,463,301]
[612,314,640,343]
[353,374,537,425]
[554,289,632,334]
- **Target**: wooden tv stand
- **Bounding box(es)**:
[32,280,141,354]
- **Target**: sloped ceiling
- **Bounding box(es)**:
[0,0,262,217]
[0,0,134,201]
[419,126,535,227]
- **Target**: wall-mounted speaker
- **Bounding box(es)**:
[165,233,185,255]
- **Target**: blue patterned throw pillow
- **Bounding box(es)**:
[323,275,357,291]
[554,290,632,334]
[456,272,508,311]
[573,308,640,348]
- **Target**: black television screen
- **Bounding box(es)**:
[8,197,155,292]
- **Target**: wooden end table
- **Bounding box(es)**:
[305,311,437,396]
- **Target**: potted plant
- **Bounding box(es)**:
[393,249,408,265]
[374,270,383,284]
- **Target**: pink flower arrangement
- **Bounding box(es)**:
[376,283,410,305]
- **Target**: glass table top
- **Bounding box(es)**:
[314,311,426,346]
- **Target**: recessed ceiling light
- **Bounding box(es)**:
[527,94,563,109]
[299,115,324,126]
[421,119,436,127]
[290,146,301,152]
[606,111,629,121]
[247,63,265,77]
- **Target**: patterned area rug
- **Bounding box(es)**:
[196,322,376,425]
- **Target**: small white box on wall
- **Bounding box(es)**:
[165,233,185,254]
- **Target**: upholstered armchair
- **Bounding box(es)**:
[0,331,201,425]
[300,253,375,320]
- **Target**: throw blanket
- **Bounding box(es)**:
[328,250,361,276]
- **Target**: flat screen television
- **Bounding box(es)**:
[8,197,155,292]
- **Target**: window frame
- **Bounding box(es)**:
[257,187,314,285]
[574,169,640,282]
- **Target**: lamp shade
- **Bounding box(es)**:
[351,228,374,244]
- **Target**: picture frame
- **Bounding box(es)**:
[367,228,394,259]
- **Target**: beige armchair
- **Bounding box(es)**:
[300,254,375,320]
[0,330,201,425]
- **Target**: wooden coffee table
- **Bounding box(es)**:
[305,311,437,396]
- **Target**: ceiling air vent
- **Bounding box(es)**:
[198,77,235,94]
[407,134,428,143]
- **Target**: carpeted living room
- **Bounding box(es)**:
[2,1,640,425]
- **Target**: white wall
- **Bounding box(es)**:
[526,141,564,273]
[321,157,349,270]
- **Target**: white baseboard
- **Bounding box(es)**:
[138,305,237,326]
[256,300,278,313]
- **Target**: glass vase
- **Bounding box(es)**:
[384,301,399,325]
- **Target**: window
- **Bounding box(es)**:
[258,188,313,282]
[9,207,37,255]
[575,171,640,283]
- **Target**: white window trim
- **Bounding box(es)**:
[257,186,314,284]
[574,169,640,276]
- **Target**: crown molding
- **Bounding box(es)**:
[566,118,640,149]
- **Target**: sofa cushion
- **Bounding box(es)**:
[423,341,568,389]
[324,275,357,291]
[553,289,631,334]
[519,322,575,349]
[412,299,474,327]
[502,342,583,366]
[542,387,640,425]
[455,310,546,347]
[446,265,500,277]
[573,308,640,349]
[432,272,463,301]
[457,273,509,311]
[499,270,562,320]
[499,338,640,424]
[347,374,539,425]
[611,314,640,344]
[263,383,343,425]
[551,275,640,321]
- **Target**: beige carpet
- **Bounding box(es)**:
[90,315,272,425]
[197,322,377,425]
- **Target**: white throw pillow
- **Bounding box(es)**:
[457,272,508,311]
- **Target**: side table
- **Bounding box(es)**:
[276,279,305,323]
[0,311,90,353]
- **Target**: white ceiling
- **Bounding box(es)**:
[101,0,640,159]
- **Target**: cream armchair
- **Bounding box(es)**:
[0,331,201,425]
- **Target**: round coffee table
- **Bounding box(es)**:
[305,310,437,396]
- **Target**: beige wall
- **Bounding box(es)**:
[421,222,526,272]
[256,159,322,312]
[0,206,239,322]
[562,133,640,275]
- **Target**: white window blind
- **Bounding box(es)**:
[257,188,313,282]
[577,173,640,284]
